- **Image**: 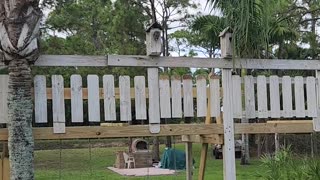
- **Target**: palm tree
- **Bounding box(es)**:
[0,1,42,179]
[190,15,225,58]
[208,0,274,58]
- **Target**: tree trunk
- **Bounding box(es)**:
[8,59,34,179]
[0,1,42,179]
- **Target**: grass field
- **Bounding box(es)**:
[35,143,263,180]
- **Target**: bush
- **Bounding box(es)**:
[259,146,320,180]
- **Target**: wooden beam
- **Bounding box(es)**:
[107,55,320,70]
[1,55,317,70]
[34,87,218,100]
[267,120,312,124]
[0,123,314,141]
[235,123,313,134]
[35,55,107,67]
[0,124,223,140]
[181,134,223,144]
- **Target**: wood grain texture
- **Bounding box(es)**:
[70,75,83,123]
[314,72,320,131]
[0,75,9,124]
[171,75,182,118]
[232,75,242,118]
[134,76,147,120]
[119,76,132,121]
[257,76,268,118]
[103,75,116,121]
[269,76,280,118]
[294,76,305,117]
[36,55,107,66]
[306,77,317,117]
[210,76,220,118]
[282,76,293,117]
[183,75,194,117]
[244,76,256,118]
[159,75,171,118]
[107,55,320,70]
[196,75,207,117]
[34,75,48,123]
[185,142,193,180]
[52,75,65,133]
[147,68,160,133]
[88,75,101,122]
[0,122,315,140]
[222,69,236,180]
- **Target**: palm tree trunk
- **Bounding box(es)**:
[8,59,34,179]
[0,1,42,179]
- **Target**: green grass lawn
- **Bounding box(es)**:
[35,143,263,180]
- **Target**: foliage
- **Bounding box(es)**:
[42,0,147,56]
[259,146,320,180]
[206,0,320,59]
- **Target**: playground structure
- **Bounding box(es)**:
[0,30,320,180]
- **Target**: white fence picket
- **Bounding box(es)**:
[196,75,207,117]
[0,75,9,124]
[159,75,171,118]
[183,75,194,117]
[134,76,147,120]
[306,77,317,117]
[244,76,256,118]
[269,76,280,118]
[257,76,268,118]
[103,75,116,121]
[210,76,220,118]
[119,76,131,121]
[52,75,65,133]
[34,75,48,123]
[282,76,293,117]
[232,75,242,118]
[171,75,182,118]
[148,68,160,133]
[294,76,305,117]
[88,75,100,122]
[70,75,83,123]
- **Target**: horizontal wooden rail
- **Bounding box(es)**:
[32,87,219,99]
[108,55,320,70]
[2,55,320,70]
[0,122,314,140]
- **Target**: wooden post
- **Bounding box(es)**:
[146,25,162,134]
[241,117,250,165]
[314,70,320,131]
[275,133,280,153]
[185,137,193,180]
[1,143,9,180]
[222,69,236,180]
[198,74,213,180]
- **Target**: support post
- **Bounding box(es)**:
[1,143,9,180]
[185,138,193,180]
[198,74,213,180]
[313,70,320,131]
[222,69,236,180]
[241,117,250,165]
[275,133,280,153]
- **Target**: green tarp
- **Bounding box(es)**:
[160,148,188,170]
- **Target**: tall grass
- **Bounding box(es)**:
[259,146,320,180]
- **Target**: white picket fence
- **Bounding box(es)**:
[0,73,318,133]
